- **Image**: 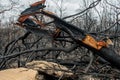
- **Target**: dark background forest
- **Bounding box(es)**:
[0,0,120,79]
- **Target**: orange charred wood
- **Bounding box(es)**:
[82,35,108,50]
[18,15,30,23]
[97,41,107,49]
[42,10,55,15]
[31,0,46,7]
[53,28,61,38]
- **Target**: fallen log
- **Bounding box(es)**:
[17,2,120,70]
[40,10,120,69]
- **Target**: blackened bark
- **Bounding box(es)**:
[97,47,120,69]
[41,11,120,69]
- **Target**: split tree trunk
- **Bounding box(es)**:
[41,11,120,69]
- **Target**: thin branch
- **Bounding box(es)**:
[63,0,101,19]
[0,5,13,14]
[44,0,101,25]
[0,44,78,59]
[105,0,120,9]
[84,52,94,73]
[89,22,116,35]
[3,32,31,54]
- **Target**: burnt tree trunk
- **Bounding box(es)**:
[41,11,120,69]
